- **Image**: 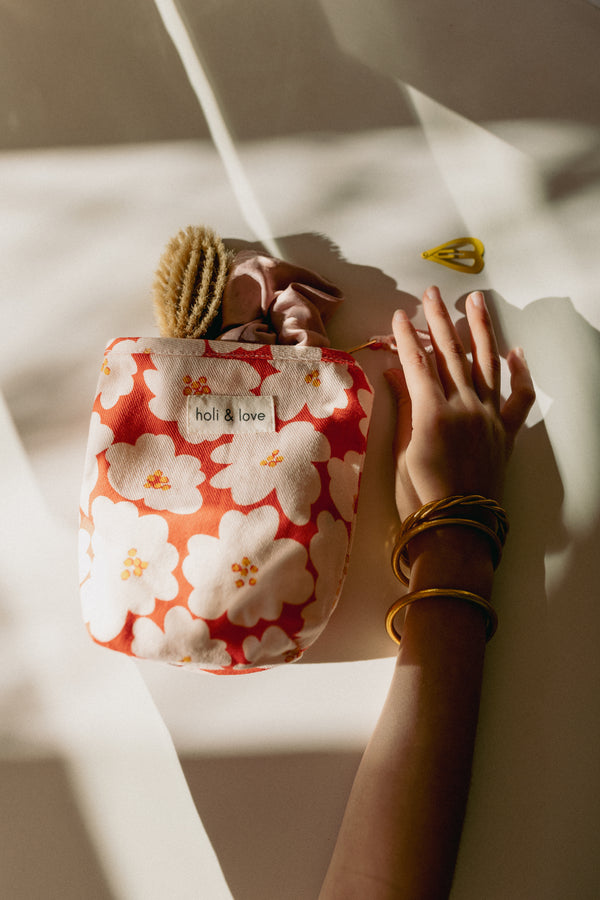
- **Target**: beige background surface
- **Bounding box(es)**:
[1,2,599,898]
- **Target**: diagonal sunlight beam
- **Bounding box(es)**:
[153,0,281,258]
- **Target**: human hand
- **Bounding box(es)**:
[385,287,535,522]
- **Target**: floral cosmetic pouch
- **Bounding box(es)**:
[79,337,373,673]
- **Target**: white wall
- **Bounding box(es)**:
[1,2,599,898]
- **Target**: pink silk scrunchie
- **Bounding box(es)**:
[216,250,343,346]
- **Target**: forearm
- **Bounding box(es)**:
[320,532,492,900]
[320,287,533,899]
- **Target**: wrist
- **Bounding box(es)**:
[408,526,495,599]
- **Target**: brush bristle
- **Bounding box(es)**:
[153,225,235,338]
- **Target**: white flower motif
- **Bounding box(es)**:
[183,506,313,627]
[144,354,260,440]
[261,358,352,421]
[357,388,374,437]
[270,345,322,364]
[131,606,231,668]
[141,337,207,358]
[242,625,300,667]
[82,497,179,643]
[106,433,205,513]
[210,421,330,525]
[206,340,259,355]
[78,527,92,585]
[328,450,364,521]
[98,339,140,409]
[302,511,350,643]
[80,412,114,514]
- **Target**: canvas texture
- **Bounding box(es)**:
[79,337,374,673]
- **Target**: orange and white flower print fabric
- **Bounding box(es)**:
[79,337,373,673]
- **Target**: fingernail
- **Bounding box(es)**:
[394,308,408,322]
[425,286,439,301]
[515,346,526,361]
[470,291,485,309]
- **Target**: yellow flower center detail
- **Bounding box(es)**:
[260,450,284,468]
[305,369,321,387]
[232,556,259,588]
[121,547,149,580]
[101,358,111,376]
[182,375,212,396]
[144,469,171,490]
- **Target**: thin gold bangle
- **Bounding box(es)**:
[401,495,509,546]
[391,518,503,585]
[385,588,498,644]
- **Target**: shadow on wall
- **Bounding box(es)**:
[319,0,600,129]
[0,757,116,900]
[0,0,406,151]
[454,290,600,897]
[6,0,599,154]
[180,750,363,900]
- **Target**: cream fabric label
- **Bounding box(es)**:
[187,394,276,436]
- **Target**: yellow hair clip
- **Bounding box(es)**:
[421,237,485,274]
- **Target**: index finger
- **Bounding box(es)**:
[391,308,445,407]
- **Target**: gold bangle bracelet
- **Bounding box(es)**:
[401,495,509,546]
[385,588,498,644]
[391,518,504,585]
